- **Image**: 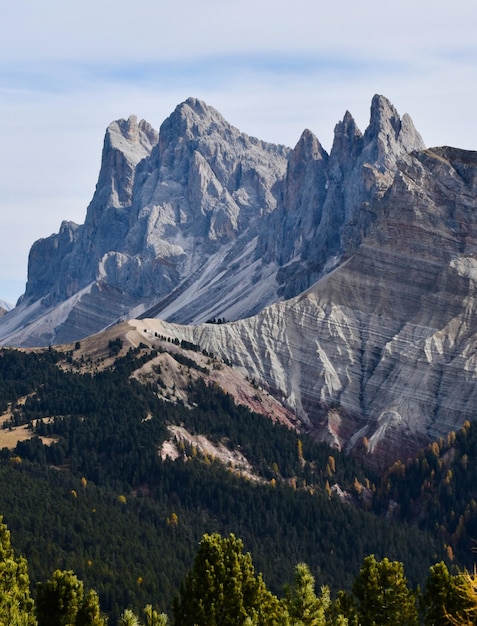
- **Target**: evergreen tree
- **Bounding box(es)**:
[286,563,349,626]
[118,609,140,626]
[76,590,105,626]
[172,532,287,625]
[352,555,418,626]
[420,561,474,625]
[36,570,105,626]
[287,563,327,625]
[143,604,169,626]
[0,516,36,626]
[118,606,169,626]
[440,569,477,625]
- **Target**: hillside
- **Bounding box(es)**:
[0,338,451,622]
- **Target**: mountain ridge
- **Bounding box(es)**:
[2,95,477,465]
[0,94,425,346]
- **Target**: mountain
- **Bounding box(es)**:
[0,99,290,346]
[2,95,477,465]
[141,145,477,466]
[0,95,423,347]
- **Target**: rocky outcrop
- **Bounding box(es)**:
[2,94,428,347]
[126,144,477,466]
[263,95,426,299]
[20,115,159,306]
[3,98,291,345]
[3,94,477,466]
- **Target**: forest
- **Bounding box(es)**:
[0,340,476,623]
[3,516,477,625]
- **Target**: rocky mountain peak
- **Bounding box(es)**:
[293,128,327,162]
[282,128,328,215]
[367,94,402,137]
[330,110,364,162]
[363,94,425,169]
[105,115,159,165]
[87,114,158,219]
[270,96,429,306]
[182,96,220,119]
[158,97,231,149]
[139,98,290,248]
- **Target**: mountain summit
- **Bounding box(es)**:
[2,95,477,464]
[1,95,424,346]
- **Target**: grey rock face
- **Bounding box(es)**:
[1,98,291,345]
[0,94,432,349]
[145,146,477,466]
[267,95,426,299]
[3,93,477,465]
[21,115,159,308]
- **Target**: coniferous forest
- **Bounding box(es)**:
[0,340,477,623]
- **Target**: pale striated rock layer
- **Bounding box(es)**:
[131,145,477,466]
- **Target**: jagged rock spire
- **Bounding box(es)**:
[2,94,433,348]
[363,94,425,169]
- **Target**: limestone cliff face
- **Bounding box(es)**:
[3,95,425,346]
[21,116,159,306]
[133,145,477,466]
[2,94,477,465]
[265,95,426,299]
[5,98,290,345]
[10,95,425,344]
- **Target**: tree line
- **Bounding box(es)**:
[1,516,476,625]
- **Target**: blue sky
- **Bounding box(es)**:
[1,0,476,305]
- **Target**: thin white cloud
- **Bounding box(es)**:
[0,0,476,304]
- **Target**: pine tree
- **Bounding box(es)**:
[118,609,140,626]
[286,563,348,626]
[287,563,327,625]
[435,567,477,626]
[421,561,465,625]
[36,570,105,626]
[352,555,418,626]
[172,532,287,625]
[0,515,36,626]
[143,604,169,626]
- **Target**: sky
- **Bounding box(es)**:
[1,0,476,305]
